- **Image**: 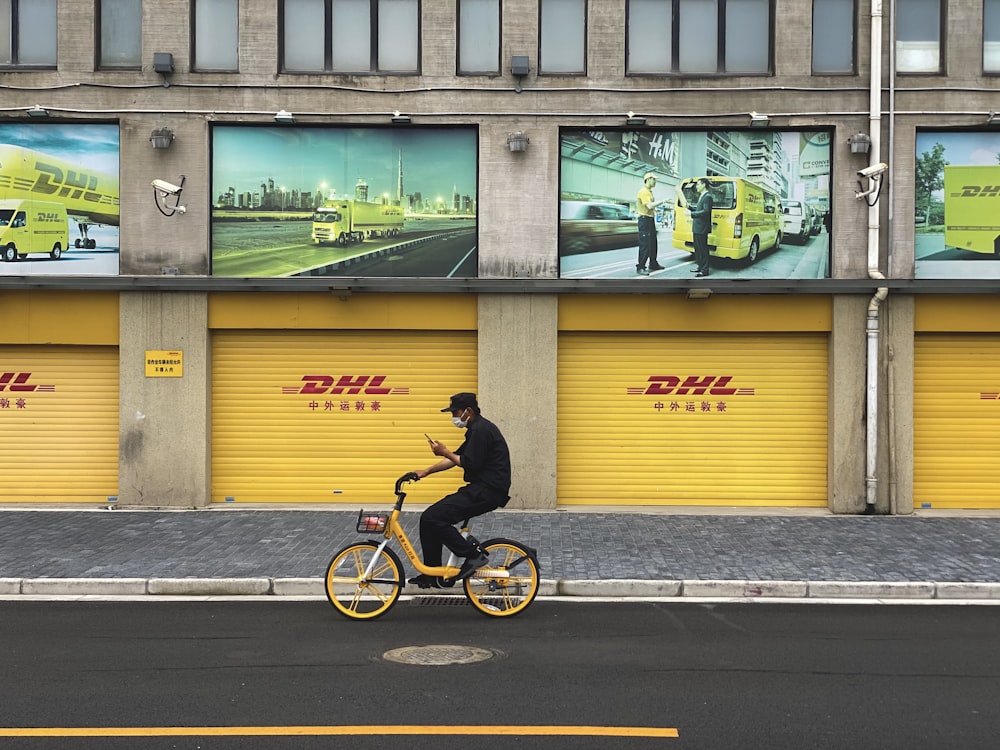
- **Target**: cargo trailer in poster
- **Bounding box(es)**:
[915,130,1000,278]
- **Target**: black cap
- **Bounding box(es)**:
[440,392,478,412]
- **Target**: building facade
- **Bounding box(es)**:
[2,0,999,513]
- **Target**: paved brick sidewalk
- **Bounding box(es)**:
[1,509,999,592]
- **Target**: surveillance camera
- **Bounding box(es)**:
[151,178,183,196]
[857,162,888,179]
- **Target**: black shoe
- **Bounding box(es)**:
[408,573,445,589]
[636,267,649,276]
[689,267,700,273]
[695,270,710,277]
[454,551,490,581]
[649,263,665,271]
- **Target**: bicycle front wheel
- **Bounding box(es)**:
[463,538,540,617]
[325,541,403,620]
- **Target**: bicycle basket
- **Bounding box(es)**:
[356,510,390,533]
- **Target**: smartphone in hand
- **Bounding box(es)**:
[424,433,435,444]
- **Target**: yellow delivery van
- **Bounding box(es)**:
[0,199,69,262]
[673,176,783,264]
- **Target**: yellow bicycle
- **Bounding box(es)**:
[325,473,540,620]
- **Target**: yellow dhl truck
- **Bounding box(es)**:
[311,200,404,246]
[0,199,69,262]
[672,176,783,264]
[943,165,1000,256]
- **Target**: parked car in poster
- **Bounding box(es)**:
[781,200,813,244]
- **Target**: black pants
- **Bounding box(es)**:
[637,215,657,269]
[693,232,710,273]
[419,484,503,566]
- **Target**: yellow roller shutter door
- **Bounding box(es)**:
[914,335,1000,510]
[0,345,119,502]
[558,332,827,507]
[212,330,477,504]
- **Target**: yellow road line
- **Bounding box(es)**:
[0,725,678,738]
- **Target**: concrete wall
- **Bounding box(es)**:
[8,0,995,511]
[118,292,209,506]
[478,295,559,509]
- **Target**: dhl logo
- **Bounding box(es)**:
[626,376,755,396]
[0,372,56,392]
[282,375,409,395]
[954,185,1000,198]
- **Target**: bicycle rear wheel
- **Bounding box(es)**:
[325,541,403,620]
[463,538,540,617]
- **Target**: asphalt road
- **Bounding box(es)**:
[1,599,998,749]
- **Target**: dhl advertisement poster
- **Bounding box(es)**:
[210,125,478,278]
[915,131,1000,278]
[0,124,120,275]
[559,129,831,279]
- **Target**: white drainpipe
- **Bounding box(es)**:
[865,0,889,510]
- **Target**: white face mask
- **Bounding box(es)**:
[452,409,469,429]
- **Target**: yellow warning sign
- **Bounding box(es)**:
[145,350,183,378]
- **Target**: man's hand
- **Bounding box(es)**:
[430,440,449,457]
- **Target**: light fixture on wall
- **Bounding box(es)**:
[149,127,175,150]
[988,111,1000,125]
[274,110,295,124]
[26,105,48,118]
[511,55,530,93]
[687,288,713,300]
[748,112,770,127]
[153,52,174,86]
[391,111,411,124]
[506,131,529,152]
[151,175,187,217]
[848,133,872,154]
[625,111,646,127]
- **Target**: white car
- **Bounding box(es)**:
[781,200,812,244]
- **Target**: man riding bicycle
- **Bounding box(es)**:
[408,392,511,589]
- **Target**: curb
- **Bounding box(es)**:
[3,577,1000,600]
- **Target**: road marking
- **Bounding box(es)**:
[0,725,678,738]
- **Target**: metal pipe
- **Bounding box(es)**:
[865,0,888,510]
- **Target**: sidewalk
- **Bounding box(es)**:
[2,507,1000,600]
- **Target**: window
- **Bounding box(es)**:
[194,0,239,71]
[282,0,419,74]
[986,0,1000,73]
[458,0,500,75]
[0,0,57,67]
[99,0,142,69]
[896,0,941,73]
[539,0,586,74]
[812,0,854,73]
[626,0,771,75]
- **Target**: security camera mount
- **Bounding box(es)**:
[855,162,888,205]
[152,175,187,216]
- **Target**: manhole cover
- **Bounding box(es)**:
[382,645,496,665]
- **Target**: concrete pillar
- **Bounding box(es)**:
[887,295,915,514]
[829,295,868,513]
[118,292,209,507]
[477,294,558,509]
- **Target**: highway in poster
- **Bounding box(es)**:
[211,126,478,278]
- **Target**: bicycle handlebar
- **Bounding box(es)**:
[395,472,419,496]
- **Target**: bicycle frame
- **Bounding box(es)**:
[359,473,462,582]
